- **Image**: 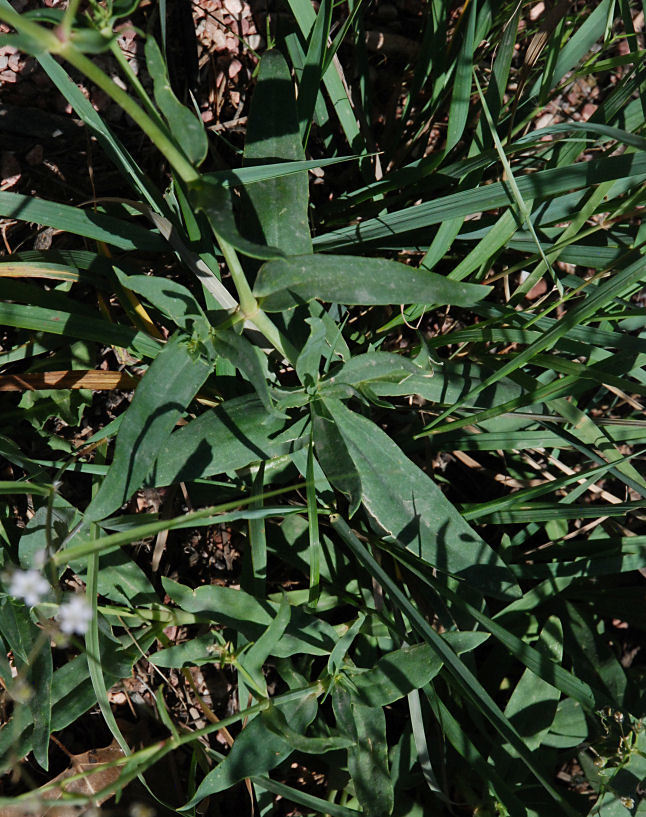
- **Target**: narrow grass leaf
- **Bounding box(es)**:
[329,515,577,813]
[297,0,332,143]
[0,192,166,252]
[314,151,646,250]
[445,0,475,153]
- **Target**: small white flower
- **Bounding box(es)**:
[31,549,48,569]
[9,569,50,607]
[56,595,93,635]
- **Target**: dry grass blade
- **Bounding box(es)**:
[0,371,140,391]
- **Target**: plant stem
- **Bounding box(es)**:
[59,0,82,42]
[109,37,166,132]
[59,44,199,184]
[0,3,60,48]
[218,236,298,363]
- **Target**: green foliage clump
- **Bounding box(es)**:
[0,0,646,815]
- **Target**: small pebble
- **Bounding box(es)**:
[223,0,242,15]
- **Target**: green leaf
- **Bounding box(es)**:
[144,35,207,165]
[188,177,285,259]
[0,599,52,770]
[315,150,646,250]
[181,687,318,809]
[85,334,213,522]
[0,191,166,252]
[242,49,312,255]
[161,578,337,657]
[327,612,365,676]
[151,395,306,487]
[283,0,366,155]
[69,28,115,54]
[322,399,520,600]
[205,155,359,188]
[0,31,46,54]
[239,594,291,694]
[330,516,576,812]
[252,775,362,817]
[150,631,222,668]
[297,0,332,144]
[212,330,278,416]
[312,398,361,515]
[333,682,393,817]
[0,301,162,359]
[19,494,80,574]
[0,647,134,774]
[351,632,490,707]
[71,547,158,607]
[445,0,475,152]
[295,317,327,386]
[254,254,490,311]
[320,352,430,397]
[497,617,563,777]
[541,698,588,749]
[114,271,210,336]
[261,705,353,754]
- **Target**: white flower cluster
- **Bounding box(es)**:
[56,594,93,635]
[7,567,93,636]
[8,569,49,607]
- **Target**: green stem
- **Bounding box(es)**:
[59,0,82,41]
[218,236,299,363]
[0,4,60,48]
[59,44,199,184]
[109,38,165,131]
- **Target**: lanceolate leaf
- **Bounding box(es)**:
[144,35,207,165]
[333,682,393,817]
[501,617,563,756]
[350,632,490,707]
[85,334,213,522]
[0,600,52,770]
[161,578,337,657]
[321,398,520,600]
[114,272,210,336]
[312,399,361,515]
[254,254,490,311]
[212,330,278,416]
[181,687,318,809]
[319,352,430,396]
[151,395,306,487]
[242,49,312,255]
[188,178,285,259]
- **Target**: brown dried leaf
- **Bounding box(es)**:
[0,740,125,817]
